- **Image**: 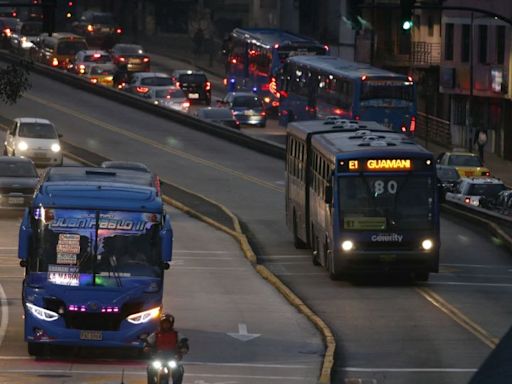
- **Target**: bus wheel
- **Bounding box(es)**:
[27,342,45,357]
[415,272,430,282]
[293,213,307,249]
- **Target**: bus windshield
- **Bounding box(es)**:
[278,46,326,63]
[339,175,434,230]
[30,209,162,285]
[360,80,414,106]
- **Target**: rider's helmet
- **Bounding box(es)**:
[160,313,175,328]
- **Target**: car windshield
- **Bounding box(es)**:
[232,96,262,108]
[155,88,185,99]
[141,77,172,86]
[30,209,162,284]
[91,14,115,24]
[90,66,114,75]
[467,183,506,198]
[339,175,434,230]
[21,22,42,35]
[0,161,37,177]
[201,109,232,119]
[116,45,144,54]
[57,41,88,55]
[84,54,111,63]
[447,155,482,167]
[178,74,207,83]
[437,167,460,181]
[19,123,58,139]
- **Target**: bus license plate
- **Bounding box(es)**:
[8,197,24,204]
[188,93,199,99]
[80,330,102,340]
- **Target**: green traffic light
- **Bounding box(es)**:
[402,20,413,30]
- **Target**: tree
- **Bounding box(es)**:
[0,62,31,105]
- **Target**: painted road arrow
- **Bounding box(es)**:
[227,323,261,342]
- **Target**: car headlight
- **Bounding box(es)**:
[341,240,354,251]
[17,141,28,151]
[126,306,160,324]
[26,303,59,321]
[51,143,61,152]
[168,360,177,369]
[421,239,433,251]
[152,360,162,369]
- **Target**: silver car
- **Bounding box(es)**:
[149,86,190,113]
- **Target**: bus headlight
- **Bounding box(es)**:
[421,239,433,251]
[26,303,59,321]
[168,360,177,369]
[152,360,162,369]
[341,240,354,252]
[17,141,28,151]
[51,143,61,152]
[126,306,160,324]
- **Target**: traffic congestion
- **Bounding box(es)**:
[0,1,512,384]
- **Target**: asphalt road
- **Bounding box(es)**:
[1,62,512,384]
[0,203,323,384]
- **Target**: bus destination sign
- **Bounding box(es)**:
[340,158,414,172]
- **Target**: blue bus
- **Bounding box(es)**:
[285,118,439,280]
[224,28,328,112]
[18,166,173,356]
[278,56,417,133]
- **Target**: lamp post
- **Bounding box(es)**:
[467,11,474,151]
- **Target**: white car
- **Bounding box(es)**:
[125,72,173,96]
[149,86,190,113]
[3,118,63,166]
[445,177,507,207]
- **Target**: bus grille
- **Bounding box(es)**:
[64,312,123,331]
[361,242,417,251]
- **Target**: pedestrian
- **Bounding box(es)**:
[473,128,488,163]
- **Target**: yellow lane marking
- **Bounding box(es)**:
[23,93,284,193]
[416,287,497,349]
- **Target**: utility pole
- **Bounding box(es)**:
[467,11,474,151]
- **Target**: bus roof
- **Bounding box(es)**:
[288,119,431,163]
[232,28,323,49]
[33,166,162,211]
[287,55,409,80]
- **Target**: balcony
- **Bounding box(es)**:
[411,42,441,66]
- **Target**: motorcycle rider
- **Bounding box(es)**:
[146,313,188,384]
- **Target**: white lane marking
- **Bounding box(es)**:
[341,367,477,373]
[0,284,8,347]
[0,369,313,381]
[227,323,261,342]
[457,235,470,244]
[427,281,512,288]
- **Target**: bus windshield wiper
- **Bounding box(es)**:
[108,255,123,288]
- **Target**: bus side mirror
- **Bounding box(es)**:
[18,208,32,262]
[160,214,173,262]
[325,185,333,204]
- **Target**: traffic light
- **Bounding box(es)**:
[42,0,56,35]
[400,0,414,31]
[65,1,76,20]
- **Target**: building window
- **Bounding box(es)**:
[478,25,487,64]
[445,23,454,61]
[452,97,467,126]
[461,24,470,63]
[497,26,505,65]
[428,16,434,37]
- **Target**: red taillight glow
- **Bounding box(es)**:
[12,12,16,17]
[136,86,149,93]
[93,53,101,58]
[410,116,416,132]
[271,101,279,107]
[183,101,190,108]
[260,111,266,116]
[333,108,344,115]
[407,75,413,82]
[401,126,407,132]
[51,57,59,67]
[361,75,367,81]
[261,83,270,91]
[90,78,98,84]
[223,78,227,86]
[231,58,237,64]
[324,44,329,51]
[274,44,279,49]
[143,56,150,63]
[354,115,360,120]
[87,24,94,32]
[175,81,180,88]
[280,90,288,98]
[483,171,491,176]
[464,197,471,204]
[205,81,211,91]
[119,56,126,62]
[3,28,11,37]
[116,27,123,34]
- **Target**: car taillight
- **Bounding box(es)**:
[354,115,360,120]
[482,171,490,176]
[464,197,471,204]
[410,116,416,132]
[143,56,150,63]
[90,78,98,84]
[205,81,211,91]
[115,27,123,34]
[175,81,180,88]
[51,57,59,67]
[183,101,190,108]
[223,78,227,86]
[3,28,11,37]
[87,24,94,32]
[401,125,407,132]
[136,86,149,93]
[271,101,279,107]
[261,83,270,91]
[119,56,126,62]
[260,111,266,116]
[79,64,85,74]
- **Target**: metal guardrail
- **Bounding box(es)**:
[416,112,452,148]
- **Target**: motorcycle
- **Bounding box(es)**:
[145,338,189,384]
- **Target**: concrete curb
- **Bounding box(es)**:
[61,149,334,383]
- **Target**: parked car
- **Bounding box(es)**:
[196,107,240,129]
[436,164,461,202]
[110,43,150,72]
[219,92,267,127]
[67,49,112,75]
[437,150,491,177]
[125,72,173,96]
[8,19,41,54]
[171,69,211,105]
[70,11,122,48]
[0,16,18,49]
[446,177,507,207]
[149,86,190,113]
[84,64,116,87]
[0,156,39,209]
[100,160,160,195]
[3,117,63,166]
